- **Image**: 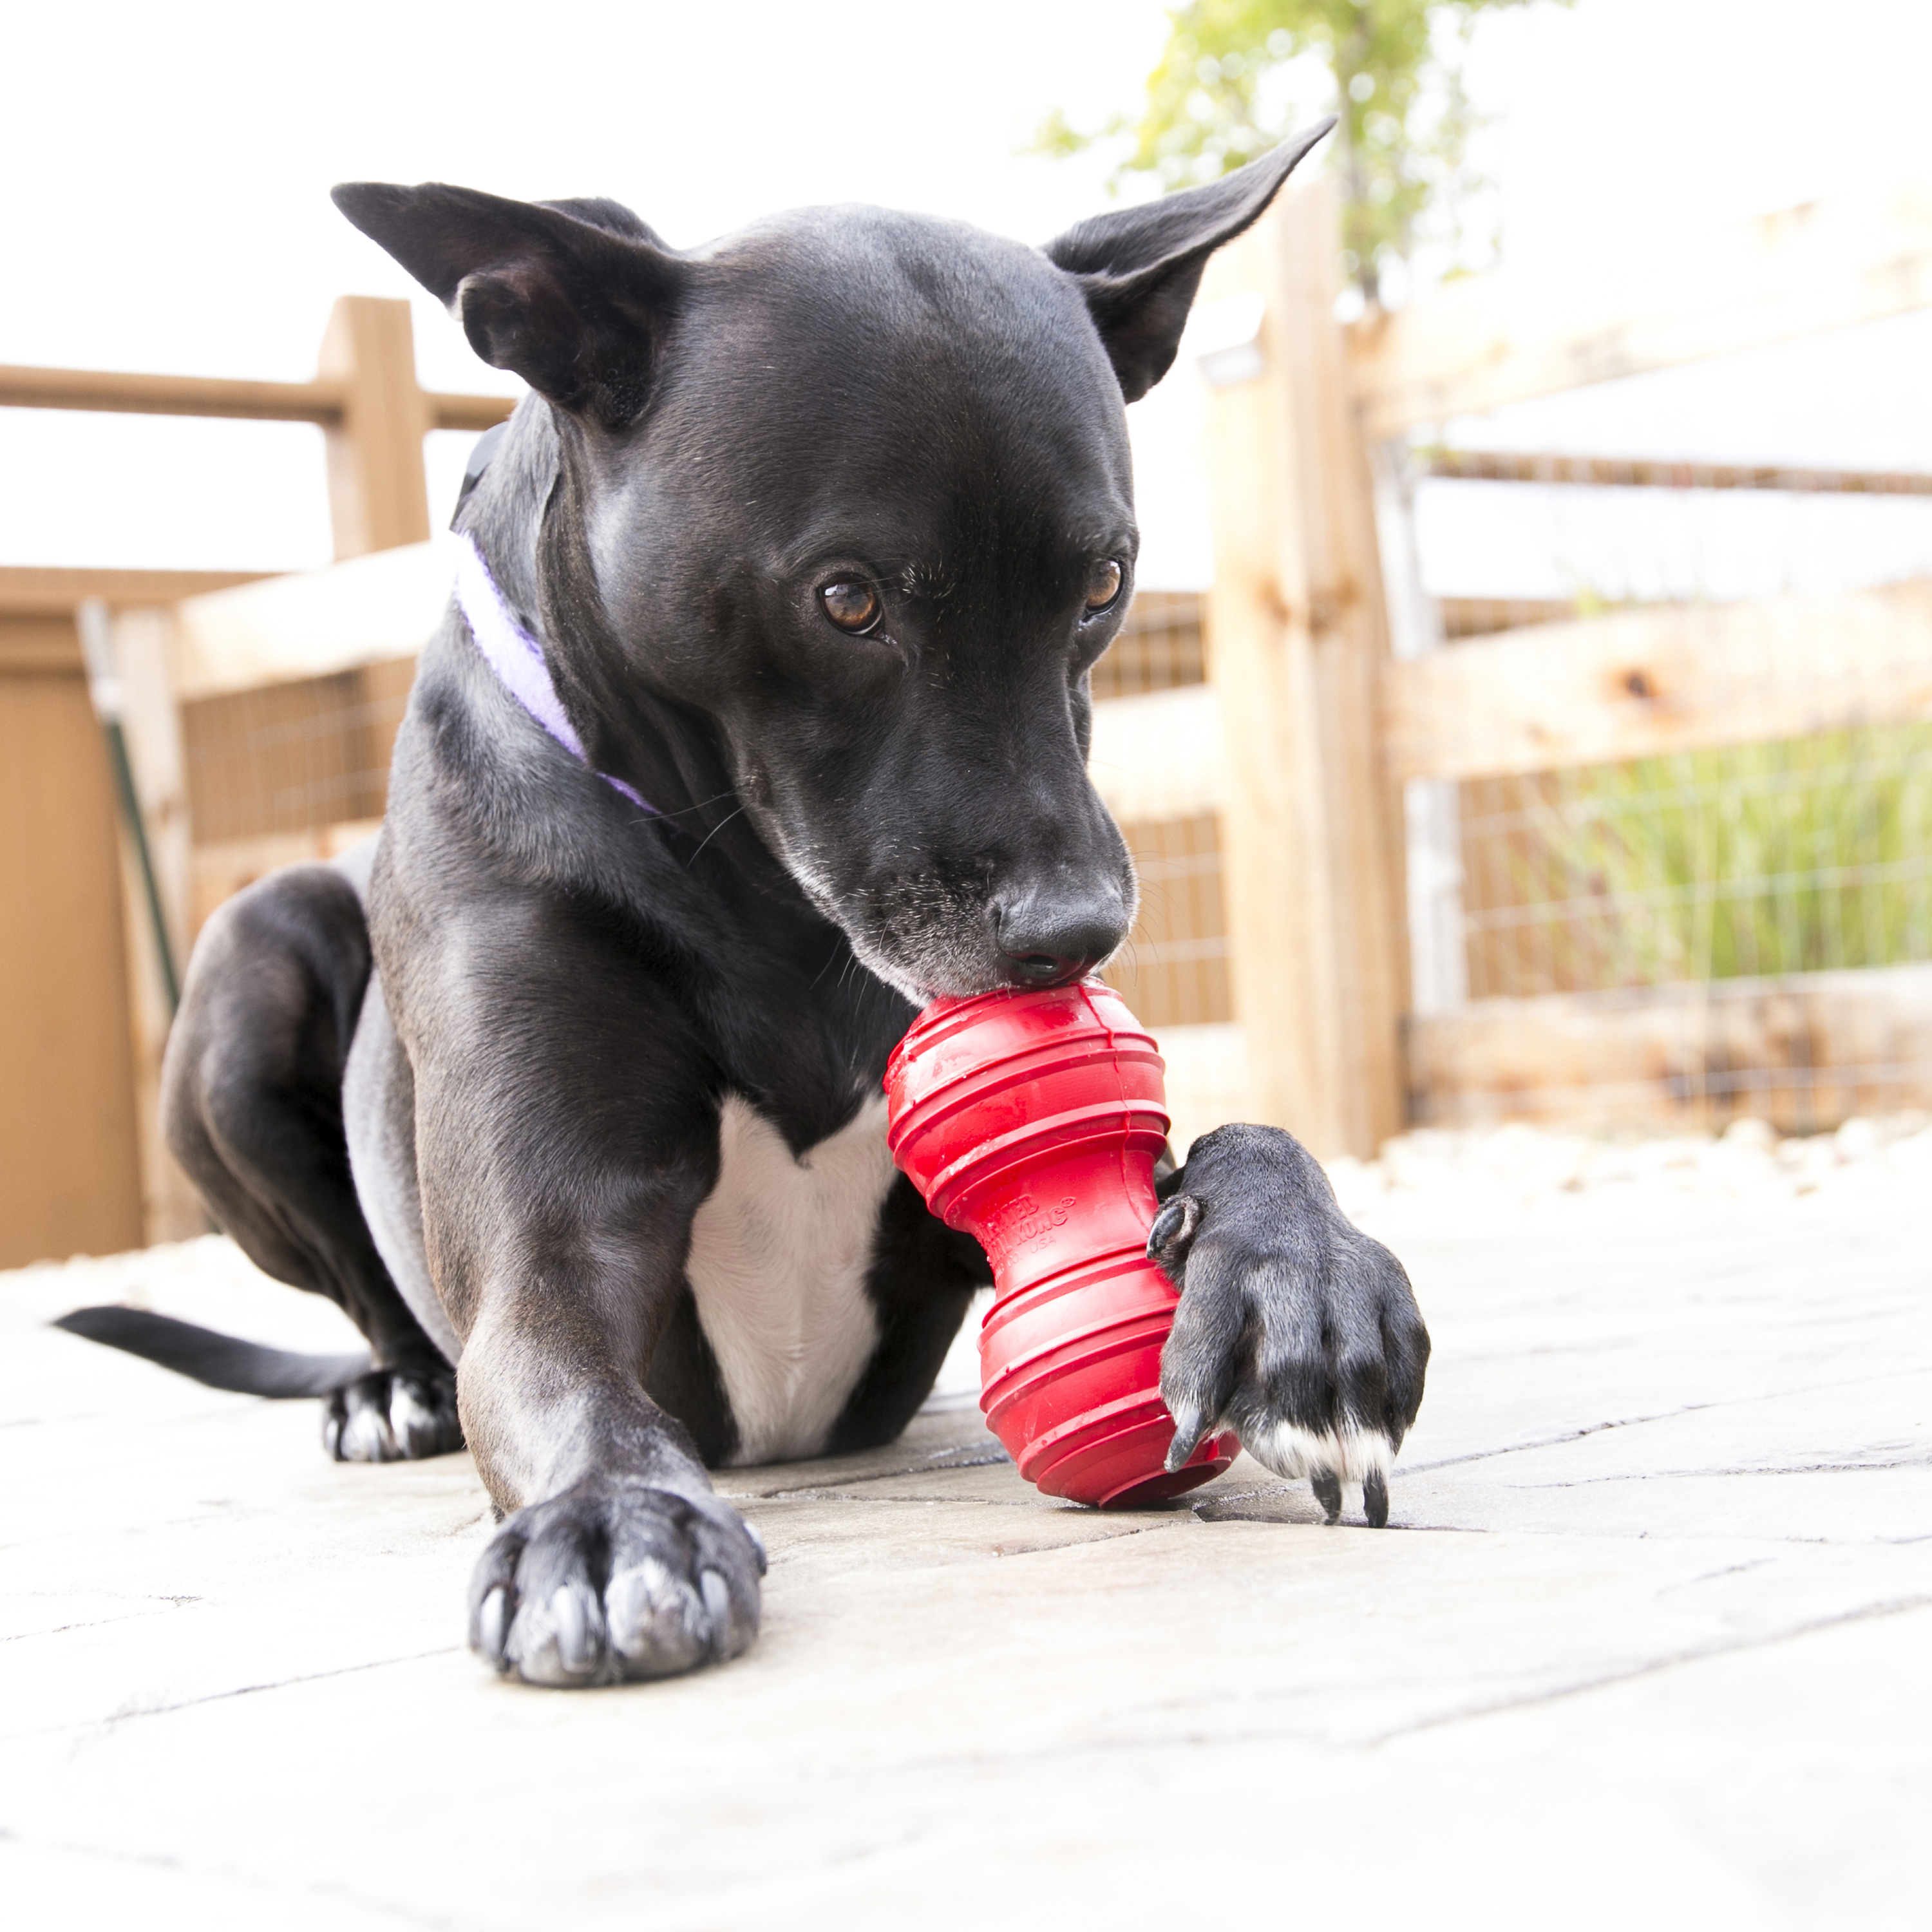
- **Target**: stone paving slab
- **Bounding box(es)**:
[2,1188,1927,1930]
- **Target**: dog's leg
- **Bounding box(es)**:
[825,1173,986,1455]
[157,864,462,1461]
[392,914,764,1687]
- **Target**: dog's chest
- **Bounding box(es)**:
[685,1093,898,1466]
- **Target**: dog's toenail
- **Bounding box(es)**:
[699,1569,730,1644]
[551,1587,593,1674]
[477,1586,510,1664]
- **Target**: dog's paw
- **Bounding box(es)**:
[1148,1124,1430,1527]
[323,1365,464,1463]
[469,1476,765,1689]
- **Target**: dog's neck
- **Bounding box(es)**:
[451,401,773,878]
[442,401,917,1122]
[451,402,554,630]
[452,531,657,817]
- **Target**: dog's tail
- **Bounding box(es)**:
[54,1306,370,1398]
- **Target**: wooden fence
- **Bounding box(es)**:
[1188,176,1932,1150]
[0,302,510,1265]
[5,176,1931,1262]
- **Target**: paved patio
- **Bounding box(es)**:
[2,1146,1926,1929]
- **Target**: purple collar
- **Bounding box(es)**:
[453,533,656,815]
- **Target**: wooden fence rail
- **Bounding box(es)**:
[1407,964,1932,1134]
[0,298,515,562]
[1421,451,1932,497]
[1348,188,1932,435]
[0,362,510,432]
[1383,578,1932,784]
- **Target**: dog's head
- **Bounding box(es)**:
[335,125,1329,1002]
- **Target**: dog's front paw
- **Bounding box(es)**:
[1149,1124,1429,1526]
[469,1477,765,1688]
[323,1363,464,1462]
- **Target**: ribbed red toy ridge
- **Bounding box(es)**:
[884,980,1236,1508]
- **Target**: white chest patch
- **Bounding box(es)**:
[685,1093,898,1466]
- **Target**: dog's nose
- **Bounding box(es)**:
[992,896,1126,989]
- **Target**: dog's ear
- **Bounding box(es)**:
[330,182,688,427]
[1042,118,1335,402]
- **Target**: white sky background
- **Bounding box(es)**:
[3,0,1931,590]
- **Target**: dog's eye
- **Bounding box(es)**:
[819,581,882,634]
[1084,558,1124,613]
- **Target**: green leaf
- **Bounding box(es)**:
[1041,0,1574,305]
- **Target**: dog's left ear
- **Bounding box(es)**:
[1043,118,1335,402]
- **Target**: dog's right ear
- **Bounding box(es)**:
[330,183,688,428]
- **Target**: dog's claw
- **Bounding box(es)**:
[1164,1404,1209,1475]
[1363,1469,1389,1528]
[1311,1470,1342,1523]
[1146,1195,1202,1274]
[551,1586,594,1676]
[699,1569,732,1654]
[477,1585,511,1667]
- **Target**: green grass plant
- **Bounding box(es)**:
[1462,723,1932,993]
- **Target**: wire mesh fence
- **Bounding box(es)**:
[1089,593,1236,1030]
[172,593,1242,1034]
[180,658,412,934]
[182,663,410,843]
[1088,590,1206,701]
[1412,435,1932,1132]
[1104,810,1233,1028]
[171,488,1931,1137]
[1459,724,1932,1000]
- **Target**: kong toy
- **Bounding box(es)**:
[884,980,1236,1507]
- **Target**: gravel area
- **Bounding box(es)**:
[1331,1113,1932,1237]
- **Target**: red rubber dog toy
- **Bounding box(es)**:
[884,980,1237,1508]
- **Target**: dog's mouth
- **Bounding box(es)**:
[768,839,1005,1005]
[766,827,1128,1006]
[730,746,1133,1005]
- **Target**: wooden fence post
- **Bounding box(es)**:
[0,610,146,1264]
[1197,180,1409,1159]
[108,607,207,1242]
[316,296,431,560]
[1372,439,1468,1019]
[79,600,207,1245]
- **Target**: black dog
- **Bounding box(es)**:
[64,120,1428,1687]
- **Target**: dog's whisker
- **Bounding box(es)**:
[683,804,748,867]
